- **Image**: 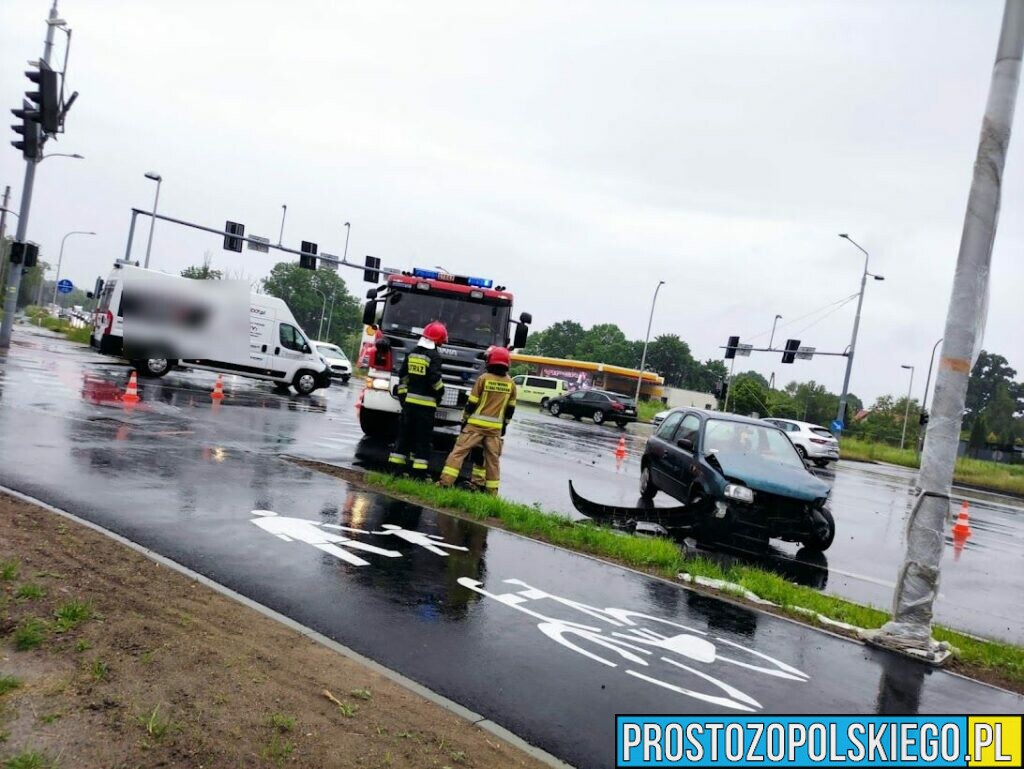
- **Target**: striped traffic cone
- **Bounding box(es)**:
[122,371,140,405]
[211,374,225,401]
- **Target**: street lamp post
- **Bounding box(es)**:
[143,172,162,268]
[917,337,943,452]
[51,230,96,306]
[312,287,327,340]
[900,364,916,451]
[343,222,351,262]
[768,313,782,391]
[835,233,885,430]
[325,292,337,339]
[634,281,665,403]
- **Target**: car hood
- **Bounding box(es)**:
[712,453,829,502]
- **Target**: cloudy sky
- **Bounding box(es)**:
[2,0,1021,403]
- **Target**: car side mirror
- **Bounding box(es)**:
[362,301,377,327]
[676,437,694,452]
[512,324,528,350]
[519,311,533,324]
[302,344,311,354]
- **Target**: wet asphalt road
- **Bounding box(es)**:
[0,328,1021,768]
[1,326,1022,648]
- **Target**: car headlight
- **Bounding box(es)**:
[723,484,754,503]
[370,378,391,390]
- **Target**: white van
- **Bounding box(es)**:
[91,263,330,395]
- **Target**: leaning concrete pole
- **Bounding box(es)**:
[870,0,1024,661]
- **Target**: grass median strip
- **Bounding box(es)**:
[839,437,1024,496]
[361,469,1024,691]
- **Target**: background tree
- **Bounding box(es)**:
[965,351,1023,428]
[181,264,223,280]
[523,320,585,358]
[729,373,770,416]
[645,334,698,388]
[262,263,361,347]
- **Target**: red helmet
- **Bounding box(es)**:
[422,321,448,344]
[486,346,511,368]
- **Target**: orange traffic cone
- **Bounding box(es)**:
[615,436,627,460]
[951,500,972,538]
[211,374,225,401]
[122,371,140,405]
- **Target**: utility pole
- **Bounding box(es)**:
[918,337,943,452]
[0,1,61,349]
[870,0,1023,662]
[634,280,665,403]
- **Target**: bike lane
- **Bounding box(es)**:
[0,406,1021,769]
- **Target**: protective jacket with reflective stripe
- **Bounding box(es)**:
[465,372,517,431]
[397,346,445,408]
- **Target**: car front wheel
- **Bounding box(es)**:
[293,370,318,396]
[802,506,835,552]
[593,410,605,425]
[549,402,561,417]
[639,464,658,500]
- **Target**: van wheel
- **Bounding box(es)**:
[341,375,351,384]
[135,358,175,378]
[293,370,318,396]
[359,409,399,440]
[540,397,550,409]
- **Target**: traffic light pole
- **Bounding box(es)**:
[0,1,60,350]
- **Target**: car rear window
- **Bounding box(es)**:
[811,428,835,438]
[610,394,634,404]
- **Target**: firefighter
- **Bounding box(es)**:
[388,321,447,475]
[438,346,516,494]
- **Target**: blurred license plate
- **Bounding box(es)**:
[625,409,636,415]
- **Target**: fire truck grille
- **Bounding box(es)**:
[440,386,465,408]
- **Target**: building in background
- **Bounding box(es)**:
[510,353,665,400]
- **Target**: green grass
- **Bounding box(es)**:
[13,618,47,651]
[14,583,45,601]
[53,600,92,632]
[0,559,19,581]
[636,400,664,423]
[269,712,295,733]
[89,659,108,681]
[363,470,1024,687]
[0,675,21,696]
[4,751,53,769]
[64,326,91,345]
[262,733,295,764]
[138,705,177,741]
[840,437,1024,496]
[349,687,373,700]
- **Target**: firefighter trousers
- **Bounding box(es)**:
[389,403,435,473]
[439,424,502,494]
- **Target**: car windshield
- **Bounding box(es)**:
[316,343,345,357]
[703,419,805,469]
[381,289,511,348]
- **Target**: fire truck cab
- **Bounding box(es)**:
[358,268,531,438]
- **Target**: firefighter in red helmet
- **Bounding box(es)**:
[389,321,447,476]
[439,346,516,494]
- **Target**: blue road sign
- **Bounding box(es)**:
[831,419,844,433]
[56,279,74,294]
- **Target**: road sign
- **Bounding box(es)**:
[796,346,816,360]
[831,419,844,433]
[247,235,270,253]
[56,279,74,294]
[736,343,753,357]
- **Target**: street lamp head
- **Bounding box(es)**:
[344,222,351,227]
[838,233,849,239]
[775,313,783,320]
[144,172,162,182]
[902,364,913,370]
[873,274,885,281]
[71,153,84,159]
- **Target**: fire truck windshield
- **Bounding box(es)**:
[381,290,510,348]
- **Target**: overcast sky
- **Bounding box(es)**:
[2,0,1022,403]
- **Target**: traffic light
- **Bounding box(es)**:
[919,410,929,426]
[9,242,39,268]
[781,338,801,364]
[724,335,740,359]
[223,221,245,252]
[363,255,381,284]
[10,100,41,160]
[713,378,728,401]
[26,60,60,134]
[300,241,318,270]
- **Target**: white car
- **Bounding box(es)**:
[314,342,352,383]
[652,409,670,426]
[762,418,840,467]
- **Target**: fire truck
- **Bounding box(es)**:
[358,268,532,438]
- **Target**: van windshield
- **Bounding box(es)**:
[381,289,510,348]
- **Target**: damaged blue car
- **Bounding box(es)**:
[637,409,835,551]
